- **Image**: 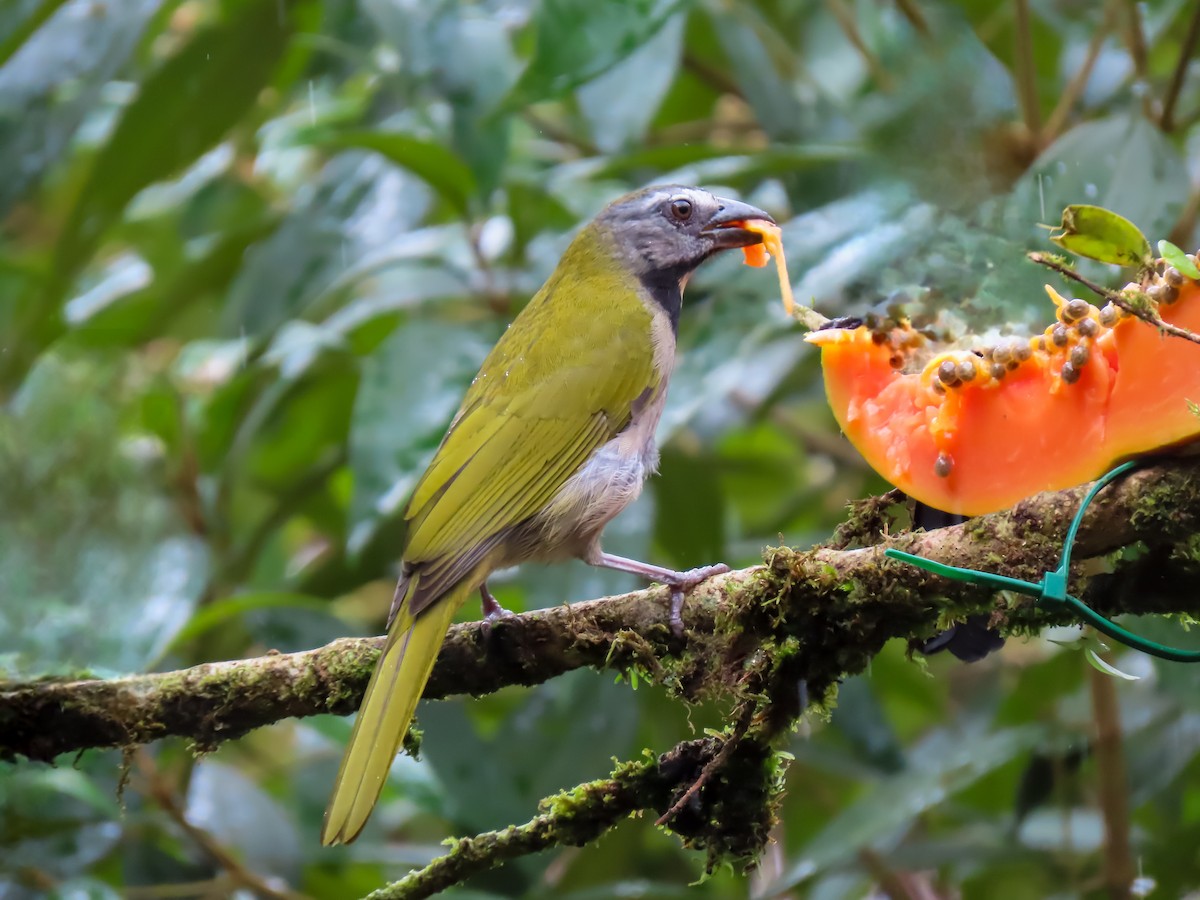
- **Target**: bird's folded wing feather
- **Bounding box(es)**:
[398,308,658,615]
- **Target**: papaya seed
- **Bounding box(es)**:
[992,343,1013,365]
[1166,267,1184,288]
[1051,324,1069,347]
[1015,342,1033,362]
[1061,361,1081,384]
[1069,343,1090,367]
[1147,283,1179,305]
[1099,304,1119,327]
[989,362,1006,380]
[1062,298,1090,323]
[957,359,977,382]
[934,453,953,478]
[937,360,960,386]
[1076,317,1099,338]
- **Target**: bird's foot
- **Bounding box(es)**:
[588,552,731,638]
[479,583,516,638]
[664,563,730,637]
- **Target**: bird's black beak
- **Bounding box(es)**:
[702,197,776,250]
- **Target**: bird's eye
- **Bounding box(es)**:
[669,197,693,221]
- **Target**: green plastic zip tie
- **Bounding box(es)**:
[885,461,1200,663]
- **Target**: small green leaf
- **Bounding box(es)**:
[1048,204,1152,268]
[1188,399,1200,419]
[1159,240,1200,280]
[311,130,477,215]
[503,0,687,108]
[54,0,302,282]
[1086,648,1141,681]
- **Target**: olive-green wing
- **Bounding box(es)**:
[398,297,658,614]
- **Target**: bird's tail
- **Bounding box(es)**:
[321,574,466,845]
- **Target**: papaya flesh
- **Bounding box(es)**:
[807,264,1200,516]
[734,219,796,314]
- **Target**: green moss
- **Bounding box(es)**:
[604,629,664,688]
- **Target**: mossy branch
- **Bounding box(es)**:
[361,734,771,900]
[4,459,1200,767]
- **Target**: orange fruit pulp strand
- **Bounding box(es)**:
[735,219,795,315]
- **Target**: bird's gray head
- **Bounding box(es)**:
[595,185,775,282]
[590,185,775,329]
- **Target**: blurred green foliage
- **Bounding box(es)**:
[1,0,1199,897]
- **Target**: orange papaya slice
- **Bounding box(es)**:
[807,265,1200,516]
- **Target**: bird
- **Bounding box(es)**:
[322,185,774,844]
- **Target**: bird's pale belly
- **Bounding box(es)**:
[521,387,667,562]
[521,435,657,562]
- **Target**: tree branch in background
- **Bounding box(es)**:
[1013,0,1042,143]
[1160,0,1200,132]
[824,0,894,91]
[1042,0,1117,144]
[1120,0,1148,87]
[133,750,308,900]
[1088,651,1135,900]
[892,0,931,40]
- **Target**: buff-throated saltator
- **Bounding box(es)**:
[322,185,772,844]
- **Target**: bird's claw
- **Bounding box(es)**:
[666,563,730,637]
[479,585,517,639]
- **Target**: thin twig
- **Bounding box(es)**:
[892,0,931,39]
[825,0,894,90]
[859,848,946,900]
[1120,0,1148,86]
[1013,0,1042,141]
[1087,650,1134,899]
[1160,0,1200,132]
[1042,1,1117,143]
[656,702,755,826]
[1027,252,1200,346]
[682,52,745,99]
[135,750,309,900]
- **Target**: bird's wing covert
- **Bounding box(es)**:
[399,307,659,611]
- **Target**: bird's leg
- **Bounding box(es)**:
[479,582,516,635]
[588,552,729,637]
